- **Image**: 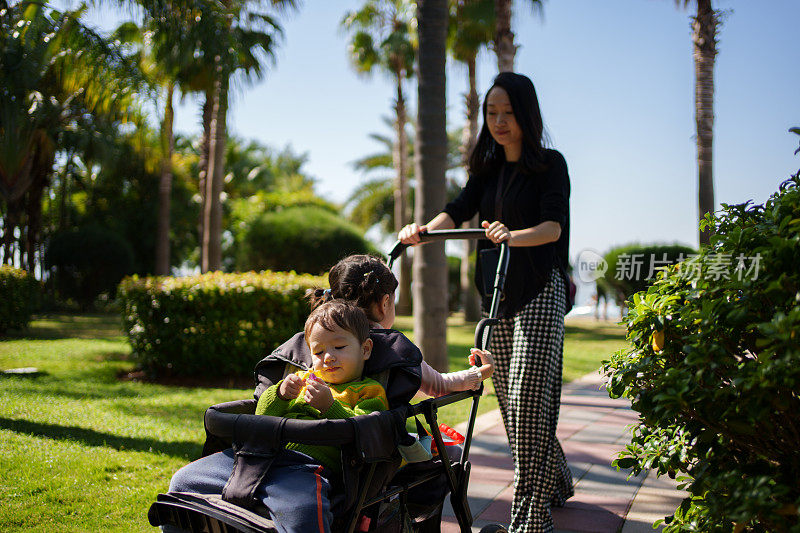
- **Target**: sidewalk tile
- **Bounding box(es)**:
[469,462,515,486]
[484,423,509,436]
[640,471,687,492]
[615,433,634,446]
[468,451,514,470]
[474,485,514,523]
[468,439,513,457]
[563,491,632,516]
[570,423,630,444]
[562,441,623,465]
[568,461,593,482]
[560,396,631,410]
[556,422,586,440]
[595,409,640,426]
[442,480,505,519]
[574,464,646,501]
[558,410,608,426]
[552,505,624,532]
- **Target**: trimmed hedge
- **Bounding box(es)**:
[603,173,800,531]
[0,266,41,335]
[235,206,376,275]
[118,270,325,377]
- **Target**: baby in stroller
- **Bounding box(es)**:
[155,252,497,532]
[249,299,386,532]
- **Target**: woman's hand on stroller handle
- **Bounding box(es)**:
[398,223,427,245]
[482,220,512,244]
[469,348,495,381]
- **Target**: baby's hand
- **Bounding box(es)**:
[279,374,304,400]
[305,375,334,412]
[469,348,495,381]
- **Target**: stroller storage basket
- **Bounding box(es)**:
[149,229,510,533]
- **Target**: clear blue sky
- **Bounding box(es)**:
[81,0,800,265]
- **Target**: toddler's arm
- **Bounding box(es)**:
[255,372,305,415]
[419,349,495,398]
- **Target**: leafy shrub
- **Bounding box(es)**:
[235,206,376,274]
[45,226,134,309]
[603,173,800,532]
[0,266,41,335]
[118,270,325,377]
[601,243,695,306]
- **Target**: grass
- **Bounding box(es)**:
[0,312,627,531]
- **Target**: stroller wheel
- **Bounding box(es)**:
[479,525,508,533]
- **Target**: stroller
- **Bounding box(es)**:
[148,229,510,533]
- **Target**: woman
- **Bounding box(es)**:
[399,72,572,532]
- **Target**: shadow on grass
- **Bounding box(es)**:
[3,378,159,400]
[0,416,201,459]
[7,313,124,341]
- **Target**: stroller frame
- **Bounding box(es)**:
[148,229,509,533]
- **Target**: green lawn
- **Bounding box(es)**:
[0,312,627,531]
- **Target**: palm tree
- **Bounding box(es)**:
[347,118,410,234]
[347,116,465,237]
[677,0,719,246]
[0,2,138,270]
[202,1,298,272]
[130,0,294,272]
[449,0,494,320]
[113,18,188,275]
[493,0,543,72]
[341,0,416,314]
[414,0,449,372]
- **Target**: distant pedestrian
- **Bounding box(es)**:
[399,72,573,532]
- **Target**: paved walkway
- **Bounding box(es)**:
[440,372,688,532]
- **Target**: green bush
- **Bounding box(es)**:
[0,266,41,335]
[45,226,135,309]
[235,206,376,275]
[602,243,696,306]
[118,270,325,377]
[603,173,800,532]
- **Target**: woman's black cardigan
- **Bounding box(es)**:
[443,148,571,317]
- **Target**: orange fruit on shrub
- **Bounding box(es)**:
[651,330,665,352]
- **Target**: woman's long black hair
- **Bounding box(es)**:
[467,72,549,179]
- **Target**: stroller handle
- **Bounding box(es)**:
[387,228,488,268]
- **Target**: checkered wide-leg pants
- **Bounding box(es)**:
[487,268,573,533]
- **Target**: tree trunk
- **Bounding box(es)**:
[494,0,516,72]
[394,75,413,315]
[2,201,21,266]
[198,89,213,270]
[155,82,175,276]
[460,54,481,322]
[24,149,52,274]
[414,0,449,373]
[58,154,73,233]
[693,0,717,246]
[202,64,228,273]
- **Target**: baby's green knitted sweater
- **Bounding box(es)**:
[254,375,388,474]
